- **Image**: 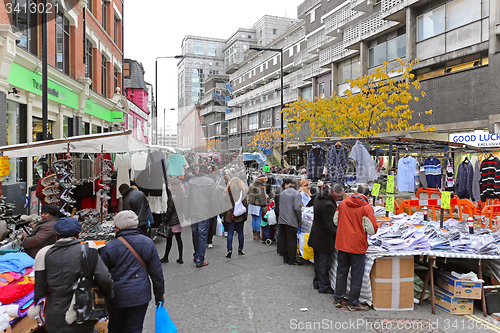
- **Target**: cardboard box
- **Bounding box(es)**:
[370,256,414,311]
[436,271,482,299]
[94,320,108,333]
[432,286,474,315]
[5,316,39,333]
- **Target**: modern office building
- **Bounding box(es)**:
[0,0,125,184]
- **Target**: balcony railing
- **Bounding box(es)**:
[199,105,226,117]
[298,0,322,18]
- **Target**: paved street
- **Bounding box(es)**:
[137,221,500,333]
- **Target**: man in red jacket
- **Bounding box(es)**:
[333,184,377,311]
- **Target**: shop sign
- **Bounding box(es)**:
[0,157,10,177]
[127,100,148,120]
[449,131,500,147]
[7,63,79,109]
[85,99,123,123]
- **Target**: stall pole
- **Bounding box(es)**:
[440,145,449,229]
[388,142,393,175]
[478,259,487,317]
[100,145,104,224]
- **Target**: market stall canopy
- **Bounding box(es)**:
[243,153,267,168]
[146,145,177,153]
[0,130,148,158]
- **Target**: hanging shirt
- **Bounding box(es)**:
[306,148,326,180]
[349,142,377,184]
[445,158,455,192]
[327,145,350,185]
[131,152,148,181]
[472,159,481,203]
[480,156,500,201]
[397,156,418,192]
[424,157,441,189]
[456,159,474,200]
[419,164,428,188]
[167,154,187,176]
[114,153,132,199]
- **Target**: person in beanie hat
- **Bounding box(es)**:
[248,174,267,240]
[101,211,165,333]
[22,204,60,258]
[34,217,113,333]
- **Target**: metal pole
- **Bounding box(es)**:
[240,107,243,150]
[155,60,158,145]
[164,108,166,146]
[42,0,48,140]
[280,49,284,167]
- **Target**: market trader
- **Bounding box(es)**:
[119,184,150,235]
[333,184,377,311]
[22,204,59,258]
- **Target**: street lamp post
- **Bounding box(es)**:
[163,108,175,146]
[250,47,284,167]
[155,55,183,145]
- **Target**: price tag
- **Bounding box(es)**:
[441,191,451,210]
[262,165,270,172]
[386,175,394,194]
[0,156,10,177]
[386,195,395,212]
[371,183,381,197]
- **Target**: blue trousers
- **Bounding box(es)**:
[226,222,244,252]
[108,303,148,333]
[251,208,261,231]
[191,219,209,265]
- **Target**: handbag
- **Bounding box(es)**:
[157,223,171,238]
[233,191,247,217]
[74,244,109,324]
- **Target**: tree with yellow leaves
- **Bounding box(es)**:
[202,138,218,152]
[282,58,433,139]
[248,127,294,152]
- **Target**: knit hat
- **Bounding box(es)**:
[41,204,59,217]
[54,217,82,237]
[114,210,139,230]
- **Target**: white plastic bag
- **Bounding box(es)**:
[267,209,277,226]
[216,216,223,236]
[233,191,247,217]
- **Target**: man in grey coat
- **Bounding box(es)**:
[278,179,303,265]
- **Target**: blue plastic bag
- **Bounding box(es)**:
[155,302,177,333]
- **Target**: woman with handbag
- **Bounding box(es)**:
[223,177,248,258]
[248,174,268,240]
[161,179,184,264]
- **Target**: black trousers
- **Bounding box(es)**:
[207,216,217,244]
[281,224,298,263]
[313,251,333,292]
[108,303,149,333]
[334,250,366,307]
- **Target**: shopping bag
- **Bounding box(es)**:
[155,302,177,333]
[216,216,223,236]
[233,191,247,217]
[302,233,314,260]
[267,209,277,226]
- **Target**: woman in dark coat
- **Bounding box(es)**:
[308,183,344,294]
[223,177,248,258]
[161,179,184,264]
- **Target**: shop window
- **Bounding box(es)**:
[92,124,98,134]
[63,116,74,137]
[101,55,107,97]
[33,117,53,141]
[55,11,70,75]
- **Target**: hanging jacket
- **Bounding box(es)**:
[307,148,326,180]
[456,160,474,200]
[326,145,349,184]
[349,142,377,183]
[480,156,500,201]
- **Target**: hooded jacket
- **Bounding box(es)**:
[334,194,377,254]
[248,178,267,207]
[22,216,58,258]
[308,190,337,254]
[122,188,150,226]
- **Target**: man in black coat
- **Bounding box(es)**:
[119,184,150,235]
[308,183,344,294]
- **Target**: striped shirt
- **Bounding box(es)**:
[480,157,500,201]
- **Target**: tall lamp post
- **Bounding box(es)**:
[249,47,284,167]
[155,55,183,145]
[163,108,175,146]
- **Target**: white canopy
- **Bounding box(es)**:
[0,130,148,158]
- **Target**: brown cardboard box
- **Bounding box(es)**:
[436,271,482,299]
[432,286,474,315]
[93,320,108,333]
[370,256,414,311]
[5,316,39,333]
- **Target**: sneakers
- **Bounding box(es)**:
[226,251,232,258]
[347,303,369,311]
[207,244,213,249]
[334,300,347,308]
[238,249,245,255]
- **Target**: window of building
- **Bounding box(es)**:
[242,117,247,131]
[136,119,142,139]
[229,120,238,134]
[249,114,258,130]
[446,0,481,30]
[88,0,93,13]
[63,116,74,137]
[417,6,445,41]
[266,113,271,123]
[310,10,316,23]
[114,67,119,92]
[243,44,248,51]
[242,34,247,38]
[85,39,93,89]
[101,0,107,31]
[92,124,99,134]
[101,55,107,97]
[273,56,277,66]
[114,15,119,44]
[123,61,130,78]
[194,42,204,55]
[207,43,216,56]
[55,11,70,75]
[260,30,263,37]
[273,29,277,35]
[319,83,325,99]
[368,30,406,67]
[12,0,38,54]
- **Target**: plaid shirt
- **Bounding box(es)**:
[307,148,326,179]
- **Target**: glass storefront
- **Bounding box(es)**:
[33,117,53,141]
[6,101,27,182]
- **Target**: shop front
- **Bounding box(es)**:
[126,100,149,143]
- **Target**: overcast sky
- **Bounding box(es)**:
[123,0,304,133]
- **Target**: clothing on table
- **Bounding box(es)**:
[114,154,132,199]
[326,144,349,184]
[424,157,442,189]
[419,164,428,188]
[131,152,148,181]
[456,159,474,200]
[349,142,377,184]
[445,158,455,192]
[307,148,326,180]
[166,154,187,176]
[480,156,500,201]
[397,156,418,192]
[472,159,481,202]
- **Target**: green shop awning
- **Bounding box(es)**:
[85,99,123,123]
